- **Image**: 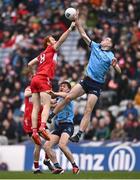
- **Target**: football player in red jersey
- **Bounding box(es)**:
[28,22,75,145]
[23,86,54,174]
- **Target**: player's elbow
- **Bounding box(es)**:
[65,95,71,103]
[28,62,32,67]
[115,65,121,74]
[81,33,87,39]
[118,68,122,74]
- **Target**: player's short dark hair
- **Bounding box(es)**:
[60,81,71,89]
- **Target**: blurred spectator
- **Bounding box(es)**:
[104,110,115,131]
[84,117,98,140]
[124,117,140,141]
[111,122,126,141]
[94,119,110,141]
[0,110,17,144]
[123,101,138,119]
[0,101,7,123]
[131,121,140,142]
[134,87,140,106]
[134,61,140,84]
[127,80,138,100]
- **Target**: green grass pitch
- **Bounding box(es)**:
[0,171,140,179]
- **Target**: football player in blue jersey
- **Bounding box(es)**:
[44,81,80,174]
[48,12,121,143]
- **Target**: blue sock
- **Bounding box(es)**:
[54,163,61,169]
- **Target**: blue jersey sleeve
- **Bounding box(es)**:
[108,52,115,64]
[89,41,99,49]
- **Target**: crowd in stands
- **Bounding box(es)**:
[0,0,140,144]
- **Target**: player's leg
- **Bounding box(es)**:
[32,93,41,128]
[43,153,54,172]
[58,132,80,174]
[39,92,51,140]
[79,94,98,131]
[44,134,62,170]
[70,94,98,142]
[31,93,42,145]
[33,144,42,174]
[49,84,85,121]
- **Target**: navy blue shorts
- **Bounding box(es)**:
[52,122,74,137]
[79,76,103,97]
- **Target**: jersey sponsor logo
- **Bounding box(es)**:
[23,143,139,171]
[39,149,105,171]
[108,146,136,171]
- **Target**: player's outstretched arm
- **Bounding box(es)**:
[50,91,68,98]
[54,92,68,98]
[112,58,121,74]
[53,22,75,50]
[75,11,91,46]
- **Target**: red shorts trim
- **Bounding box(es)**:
[30,75,52,93]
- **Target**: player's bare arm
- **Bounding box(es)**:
[75,11,91,46]
[50,91,68,98]
[53,22,75,50]
[112,58,121,74]
[28,57,38,67]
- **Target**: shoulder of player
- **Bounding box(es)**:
[105,51,115,61]
[90,41,100,48]
[108,50,114,58]
[44,45,56,52]
[106,50,114,55]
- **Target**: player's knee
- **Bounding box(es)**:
[58,142,66,150]
[44,142,51,151]
[33,104,40,112]
[84,107,92,116]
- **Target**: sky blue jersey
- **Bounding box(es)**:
[85,41,115,83]
[54,97,74,124]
